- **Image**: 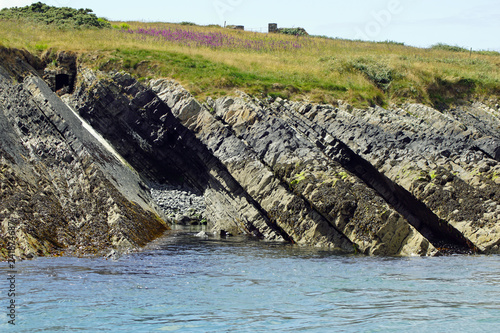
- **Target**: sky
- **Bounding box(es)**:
[1,0,499,51]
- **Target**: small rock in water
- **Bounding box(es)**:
[195,231,209,238]
[105,249,117,260]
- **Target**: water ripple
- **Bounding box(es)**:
[2,232,499,332]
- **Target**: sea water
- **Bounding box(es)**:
[2,228,499,332]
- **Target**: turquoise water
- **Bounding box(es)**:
[2,229,500,332]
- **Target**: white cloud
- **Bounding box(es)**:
[0,0,35,9]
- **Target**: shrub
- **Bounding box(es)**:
[34,42,48,51]
[476,50,500,56]
[277,27,308,36]
[98,18,110,25]
[431,43,468,53]
[0,2,111,29]
[343,57,396,91]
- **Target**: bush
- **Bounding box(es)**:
[343,57,396,91]
[431,43,468,53]
[34,42,48,51]
[112,23,130,30]
[0,2,111,29]
[477,50,500,56]
[277,27,308,36]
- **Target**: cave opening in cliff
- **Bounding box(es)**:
[55,73,70,92]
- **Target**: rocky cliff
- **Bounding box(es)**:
[1,47,499,258]
[0,48,168,259]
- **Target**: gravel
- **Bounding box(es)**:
[150,184,206,224]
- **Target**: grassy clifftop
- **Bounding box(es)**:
[0,3,499,108]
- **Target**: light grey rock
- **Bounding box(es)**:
[195,231,209,238]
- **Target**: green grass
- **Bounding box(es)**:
[291,171,307,186]
[337,172,349,180]
[0,7,499,108]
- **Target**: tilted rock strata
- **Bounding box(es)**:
[150,78,499,254]
[68,70,286,242]
[1,46,498,257]
[150,79,441,255]
[0,51,168,259]
[288,101,500,253]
